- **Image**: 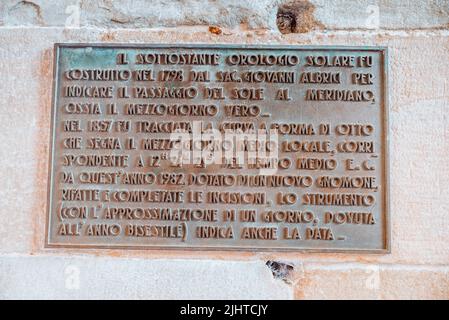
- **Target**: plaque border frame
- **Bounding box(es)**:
[45,43,390,253]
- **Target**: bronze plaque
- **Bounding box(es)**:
[46,44,389,252]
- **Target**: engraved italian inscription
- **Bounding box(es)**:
[47,44,389,252]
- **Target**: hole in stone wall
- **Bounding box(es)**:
[276,11,297,34]
[276,0,324,34]
[266,260,295,284]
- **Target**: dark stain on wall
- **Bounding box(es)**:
[277,0,324,34]
[266,260,295,284]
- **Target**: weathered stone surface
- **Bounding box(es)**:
[1,0,448,30]
[2,255,447,299]
[0,0,280,29]
[312,0,449,30]
[0,255,291,299]
[295,263,449,299]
